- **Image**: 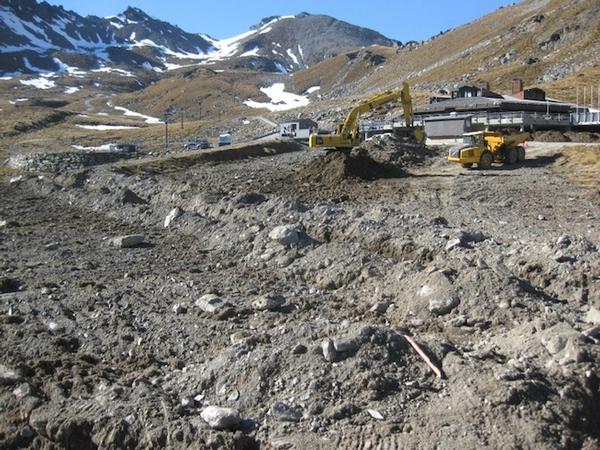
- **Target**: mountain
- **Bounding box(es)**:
[213,13,398,73]
[0,1,398,75]
[293,0,600,103]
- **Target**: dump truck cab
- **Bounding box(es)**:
[448,131,528,169]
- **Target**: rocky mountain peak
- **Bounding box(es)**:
[121,6,152,22]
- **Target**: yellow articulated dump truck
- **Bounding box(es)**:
[448,131,529,169]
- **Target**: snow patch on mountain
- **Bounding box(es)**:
[114,106,162,124]
[286,49,299,65]
[244,82,309,111]
[92,67,135,77]
[76,124,138,130]
[20,77,56,89]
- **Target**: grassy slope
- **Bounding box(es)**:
[294,0,600,102]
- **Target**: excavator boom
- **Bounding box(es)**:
[309,82,422,150]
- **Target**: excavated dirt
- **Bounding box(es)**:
[533,131,600,143]
[1,142,599,450]
[296,151,396,185]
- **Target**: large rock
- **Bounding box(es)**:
[270,402,302,422]
[269,225,300,246]
[200,406,241,430]
[0,364,20,385]
[111,235,145,248]
[164,207,183,228]
[195,294,226,314]
[540,323,580,355]
[419,271,460,316]
[322,339,336,362]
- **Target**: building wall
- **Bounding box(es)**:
[424,118,472,138]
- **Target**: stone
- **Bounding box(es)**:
[13,383,32,400]
[252,294,285,311]
[195,294,226,314]
[540,323,580,355]
[200,406,241,430]
[370,301,391,314]
[419,272,460,316]
[367,409,384,420]
[292,344,307,355]
[270,402,302,422]
[111,235,145,248]
[269,225,300,246]
[333,338,359,353]
[585,307,600,325]
[321,339,336,362]
[445,238,463,251]
[164,207,183,228]
[0,364,20,385]
[9,176,23,184]
[172,303,187,314]
[460,230,486,243]
[556,234,572,248]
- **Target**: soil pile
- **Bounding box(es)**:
[358,134,437,166]
[533,130,570,142]
[297,151,394,184]
[565,131,600,143]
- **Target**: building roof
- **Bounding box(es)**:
[415,95,571,115]
[424,113,473,121]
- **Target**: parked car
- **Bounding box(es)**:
[183,139,211,150]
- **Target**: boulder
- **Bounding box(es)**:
[419,271,460,316]
[111,235,145,248]
[200,406,241,430]
[269,225,300,246]
[195,294,226,314]
[321,339,336,362]
[540,323,580,355]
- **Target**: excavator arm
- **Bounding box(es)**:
[309,82,420,150]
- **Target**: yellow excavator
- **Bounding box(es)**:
[308,82,425,150]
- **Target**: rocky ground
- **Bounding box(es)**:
[0,138,599,449]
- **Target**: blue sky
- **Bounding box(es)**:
[46,0,514,41]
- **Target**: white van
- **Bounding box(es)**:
[218,134,232,147]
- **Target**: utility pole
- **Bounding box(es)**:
[181,111,184,130]
[165,119,169,149]
[164,112,170,150]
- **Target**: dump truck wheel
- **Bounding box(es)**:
[517,147,526,162]
[462,163,473,169]
[479,151,493,170]
[506,147,518,165]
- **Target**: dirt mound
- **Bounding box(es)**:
[565,131,600,143]
[297,151,394,184]
[532,130,570,142]
[358,134,437,166]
